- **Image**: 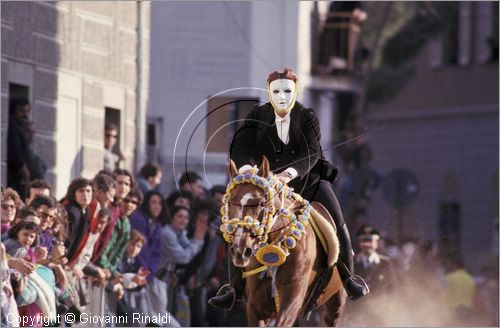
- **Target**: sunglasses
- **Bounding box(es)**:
[123,198,139,206]
[106,133,118,138]
[38,210,56,220]
[1,204,15,211]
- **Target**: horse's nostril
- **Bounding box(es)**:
[243,247,253,259]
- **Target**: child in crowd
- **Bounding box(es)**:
[5,221,59,327]
[109,229,149,327]
[4,221,45,264]
[115,229,150,296]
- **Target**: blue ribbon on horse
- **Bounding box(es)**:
[258,266,279,298]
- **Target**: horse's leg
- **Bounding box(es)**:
[247,300,264,327]
[274,286,307,327]
[323,289,347,327]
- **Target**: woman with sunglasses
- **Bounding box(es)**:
[28,195,57,253]
[1,188,23,241]
[1,190,36,278]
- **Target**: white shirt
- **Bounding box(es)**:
[274,110,291,145]
[357,252,381,269]
[73,233,100,271]
[238,110,298,179]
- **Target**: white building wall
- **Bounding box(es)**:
[1,2,148,198]
[149,2,317,192]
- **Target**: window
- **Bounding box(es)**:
[205,97,259,153]
[146,117,163,163]
[7,83,30,184]
[443,3,460,65]
[438,201,462,256]
[9,83,30,104]
[489,1,499,62]
[105,107,122,152]
[8,83,30,121]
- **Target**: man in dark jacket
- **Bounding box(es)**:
[354,224,396,295]
[209,68,369,310]
[7,98,31,197]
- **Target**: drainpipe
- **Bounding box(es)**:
[135,0,147,172]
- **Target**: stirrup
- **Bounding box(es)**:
[209,284,236,310]
[216,284,234,296]
[344,275,370,300]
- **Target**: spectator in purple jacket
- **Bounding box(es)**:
[128,191,168,276]
[128,191,173,321]
[29,195,57,252]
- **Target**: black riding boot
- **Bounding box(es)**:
[208,258,245,310]
[336,223,370,300]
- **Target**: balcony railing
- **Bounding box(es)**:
[312,11,362,75]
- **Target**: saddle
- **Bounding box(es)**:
[310,202,339,267]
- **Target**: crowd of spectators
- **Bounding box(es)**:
[2,97,232,327]
[3,169,497,327]
[3,97,497,327]
[2,156,228,327]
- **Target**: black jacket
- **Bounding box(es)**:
[65,201,90,261]
[230,102,338,192]
[7,119,30,179]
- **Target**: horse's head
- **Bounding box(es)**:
[223,157,274,267]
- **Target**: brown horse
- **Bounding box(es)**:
[223,158,346,327]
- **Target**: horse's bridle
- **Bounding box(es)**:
[220,170,281,245]
[220,170,313,268]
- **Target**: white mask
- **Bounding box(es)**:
[268,79,297,115]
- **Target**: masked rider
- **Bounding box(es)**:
[209,68,369,309]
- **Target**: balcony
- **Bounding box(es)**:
[310,11,363,92]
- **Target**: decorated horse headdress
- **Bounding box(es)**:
[220,159,313,268]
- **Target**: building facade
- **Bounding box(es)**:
[1,1,150,198]
[363,1,498,271]
[147,1,338,193]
